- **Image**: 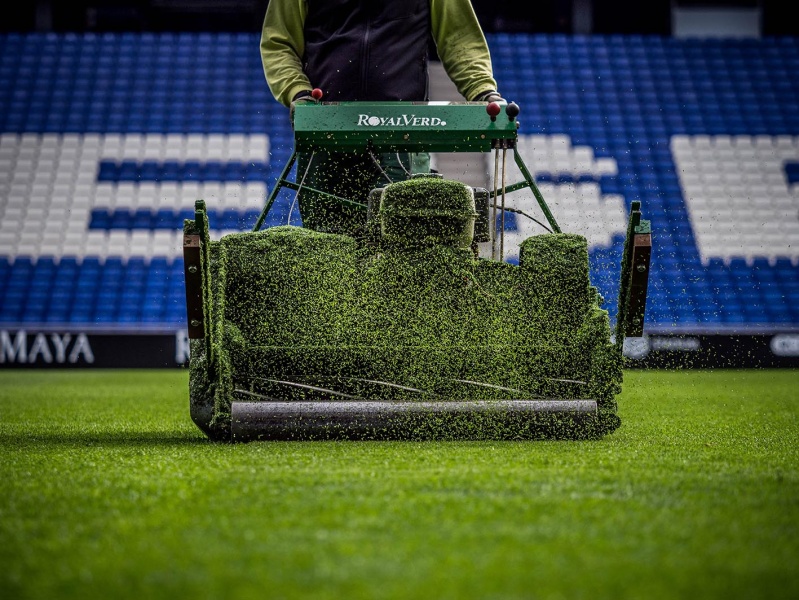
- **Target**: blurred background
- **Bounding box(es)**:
[3,1,797,37]
[1,1,798,367]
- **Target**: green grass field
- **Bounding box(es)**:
[1,369,797,600]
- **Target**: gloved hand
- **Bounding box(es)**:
[473,90,505,103]
[290,90,318,125]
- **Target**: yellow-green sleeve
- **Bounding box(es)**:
[431,0,498,101]
[260,0,312,107]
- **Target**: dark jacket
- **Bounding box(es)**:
[304,0,431,101]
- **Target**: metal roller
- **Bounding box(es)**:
[230,399,598,441]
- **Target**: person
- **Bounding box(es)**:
[260,0,503,236]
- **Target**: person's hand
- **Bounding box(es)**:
[473,90,504,103]
[290,90,318,125]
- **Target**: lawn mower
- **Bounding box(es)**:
[183,98,651,441]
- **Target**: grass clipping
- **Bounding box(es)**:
[189,178,623,440]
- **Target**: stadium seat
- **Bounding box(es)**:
[1,32,798,329]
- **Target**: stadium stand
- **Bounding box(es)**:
[0,31,797,329]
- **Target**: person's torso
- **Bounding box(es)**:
[303,0,431,101]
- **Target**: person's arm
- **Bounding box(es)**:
[431,0,499,101]
[260,0,312,107]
